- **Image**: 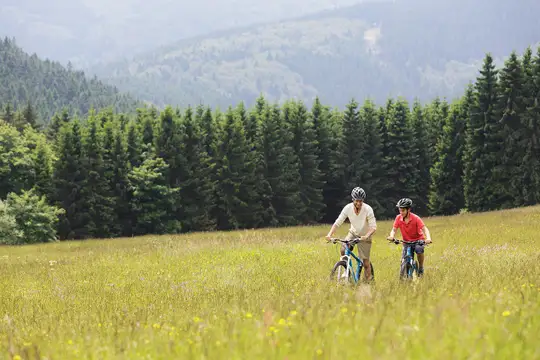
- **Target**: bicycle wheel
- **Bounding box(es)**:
[330,260,353,284]
[400,259,411,279]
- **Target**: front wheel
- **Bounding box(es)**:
[400,258,412,279]
[330,260,353,284]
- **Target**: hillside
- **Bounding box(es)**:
[89,0,540,109]
[0,0,365,66]
[0,37,142,124]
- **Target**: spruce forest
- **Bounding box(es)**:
[1,44,540,243]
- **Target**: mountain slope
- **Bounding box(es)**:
[0,0,365,66]
[0,37,142,123]
[89,0,540,109]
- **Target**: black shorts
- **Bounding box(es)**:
[402,242,425,258]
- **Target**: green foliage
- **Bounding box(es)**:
[128,155,181,235]
[0,121,35,199]
[0,200,23,245]
[2,189,64,244]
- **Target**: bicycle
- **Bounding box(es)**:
[327,237,374,284]
[388,238,428,280]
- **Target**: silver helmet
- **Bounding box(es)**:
[351,187,366,201]
[396,198,413,208]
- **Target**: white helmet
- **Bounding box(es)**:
[351,187,366,201]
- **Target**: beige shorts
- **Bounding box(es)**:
[344,231,372,260]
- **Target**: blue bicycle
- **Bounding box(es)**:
[328,237,374,284]
[388,238,428,280]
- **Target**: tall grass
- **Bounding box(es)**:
[1,206,539,359]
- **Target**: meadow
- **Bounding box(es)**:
[1,206,539,359]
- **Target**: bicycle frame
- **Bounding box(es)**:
[341,243,364,283]
[402,242,418,278]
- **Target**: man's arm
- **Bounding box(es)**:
[326,206,348,240]
[361,207,377,240]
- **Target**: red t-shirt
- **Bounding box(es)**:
[393,212,425,242]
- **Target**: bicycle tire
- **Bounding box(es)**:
[330,260,353,284]
[400,259,410,279]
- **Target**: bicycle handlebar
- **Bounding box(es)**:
[388,238,429,245]
[327,237,363,245]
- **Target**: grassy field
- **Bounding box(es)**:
[1,206,539,359]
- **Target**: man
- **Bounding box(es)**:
[387,198,432,276]
[326,187,377,281]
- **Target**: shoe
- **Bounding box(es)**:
[418,268,424,277]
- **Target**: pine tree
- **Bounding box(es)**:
[256,104,303,226]
[213,106,257,229]
[463,53,499,212]
[429,95,468,215]
[311,97,343,222]
[384,98,418,210]
[52,120,90,240]
[340,98,367,209]
[0,121,34,199]
[520,46,540,205]
[424,97,449,150]
[378,99,395,218]
[237,101,258,148]
[128,155,180,235]
[126,121,142,169]
[409,100,431,215]
[493,51,524,208]
[155,106,186,189]
[179,106,216,232]
[47,108,70,141]
[22,101,38,130]
[286,100,325,223]
[3,103,14,124]
[359,99,386,215]
[32,140,54,200]
[111,126,133,236]
[80,114,116,238]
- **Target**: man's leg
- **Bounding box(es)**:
[357,240,372,281]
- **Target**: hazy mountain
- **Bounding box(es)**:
[86,0,540,109]
[0,38,142,123]
[0,0,365,66]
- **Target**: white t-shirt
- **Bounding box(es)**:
[334,202,377,237]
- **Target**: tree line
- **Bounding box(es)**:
[0,45,539,243]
